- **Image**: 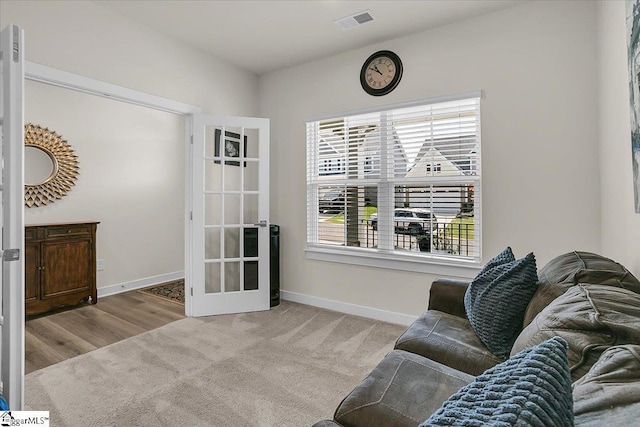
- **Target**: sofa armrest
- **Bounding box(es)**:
[428,278,470,318]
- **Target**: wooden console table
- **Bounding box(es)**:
[25,222,99,315]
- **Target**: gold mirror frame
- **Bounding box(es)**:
[24,123,79,207]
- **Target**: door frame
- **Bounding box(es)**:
[1,24,25,410]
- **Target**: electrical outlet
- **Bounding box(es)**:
[97,259,105,271]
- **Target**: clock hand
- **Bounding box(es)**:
[369,66,383,76]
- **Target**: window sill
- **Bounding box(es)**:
[305,245,482,279]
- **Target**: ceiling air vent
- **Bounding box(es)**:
[334,10,375,31]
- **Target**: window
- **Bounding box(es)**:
[306,92,481,271]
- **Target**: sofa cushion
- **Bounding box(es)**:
[333,350,474,427]
[464,251,538,359]
[420,337,573,427]
[523,251,640,327]
[573,345,640,425]
[512,284,640,381]
[395,310,502,376]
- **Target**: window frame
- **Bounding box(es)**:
[305,91,483,277]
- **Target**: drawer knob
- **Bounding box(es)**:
[67,229,72,233]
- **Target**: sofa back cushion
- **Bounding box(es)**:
[523,251,640,327]
[395,310,502,376]
[573,345,640,425]
[512,284,640,381]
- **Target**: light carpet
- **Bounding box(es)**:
[26,301,406,426]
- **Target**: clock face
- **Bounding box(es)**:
[360,50,403,96]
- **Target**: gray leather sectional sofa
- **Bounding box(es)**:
[313,251,640,426]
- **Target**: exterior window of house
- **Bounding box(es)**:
[305,92,481,271]
[425,163,442,173]
[320,158,345,176]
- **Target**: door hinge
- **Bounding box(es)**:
[13,26,20,62]
[190,211,193,220]
[190,135,193,144]
[1,248,20,262]
[190,288,193,296]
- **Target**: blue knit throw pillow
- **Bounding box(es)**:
[420,337,574,427]
[464,251,538,359]
[478,246,515,275]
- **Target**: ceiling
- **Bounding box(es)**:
[94,0,527,76]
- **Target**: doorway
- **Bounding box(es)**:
[23,79,188,373]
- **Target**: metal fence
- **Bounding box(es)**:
[362,220,474,256]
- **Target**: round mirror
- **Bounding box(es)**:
[24,123,79,207]
[25,145,57,186]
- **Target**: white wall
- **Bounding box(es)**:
[0,0,258,117]
[598,1,640,276]
[259,1,600,317]
[1,0,259,290]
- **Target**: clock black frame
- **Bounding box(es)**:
[360,50,403,96]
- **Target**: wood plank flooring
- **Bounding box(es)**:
[25,290,185,374]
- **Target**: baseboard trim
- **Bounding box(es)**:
[280,290,418,326]
[98,271,185,298]
[100,278,416,325]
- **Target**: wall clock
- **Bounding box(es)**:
[360,50,403,96]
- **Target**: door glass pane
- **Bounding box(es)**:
[245,128,259,159]
[205,228,221,260]
[225,262,240,292]
[243,194,259,225]
[223,165,241,191]
[244,161,259,191]
[244,261,258,291]
[224,227,240,258]
[215,126,243,191]
[244,228,258,257]
[205,262,221,293]
[224,194,241,224]
[205,159,221,192]
[205,126,220,158]
[204,194,221,225]
[217,126,243,160]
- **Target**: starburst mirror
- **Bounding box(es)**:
[24,123,79,207]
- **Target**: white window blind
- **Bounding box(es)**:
[306,93,481,264]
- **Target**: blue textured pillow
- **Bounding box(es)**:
[420,336,574,427]
[465,251,538,359]
[478,246,515,275]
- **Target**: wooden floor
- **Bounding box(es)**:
[25,290,185,374]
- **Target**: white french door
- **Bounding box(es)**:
[0,24,25,410]
[189,115,270,317]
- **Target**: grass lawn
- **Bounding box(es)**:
[442,217,474,240]
[325,206,378,224]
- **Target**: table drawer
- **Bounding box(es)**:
[44,225,93,238]
[24,227,37,240]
